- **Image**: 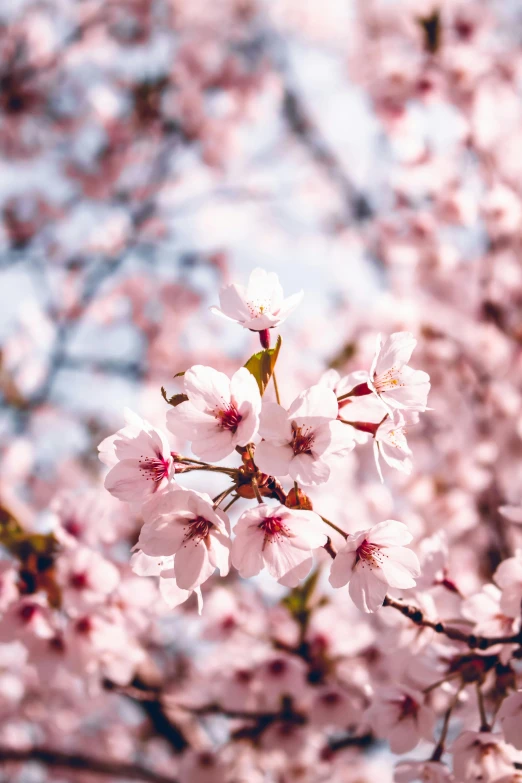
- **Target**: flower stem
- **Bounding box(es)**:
[476,683,491,732]
[272,371,281,405]
[319,515,348,539]
[247,444,263,504]
[213,485,236,508]
[431,682,464,761]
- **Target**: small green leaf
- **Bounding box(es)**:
[173,371,185,378]
[161,387,188,406]
[281,568,323,630]
[244,335,282,395]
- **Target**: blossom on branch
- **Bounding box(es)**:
[210,267,303,331]
[255,385,355,485]
[135,488,230,592]
[167,365,261,461]
[98,408,174,504]
[231,503,327,586]
[329,520,420,612]
[368,332,431,412]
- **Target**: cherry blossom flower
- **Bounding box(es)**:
[255,386,355,485]
[394,760,454,782]
[166,365,261,461]
[329,520,420,613]
[365,686,435,754]
[451,731,516,783]
[210,267,303,331]
[493,550,522,618]
[373,411,418,482]
[98,408,174,504]
[130,550,203,613]
[231,504,327,586]
[461,584,520,662]
[497,691,522,750]
[56,546,120,612]
[368,332,431,413]
[136,488,230,592]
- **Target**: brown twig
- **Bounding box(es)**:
[0,746,178,783]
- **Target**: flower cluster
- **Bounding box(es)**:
[101,269,427,614]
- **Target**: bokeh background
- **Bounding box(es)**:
[3,0,522,780]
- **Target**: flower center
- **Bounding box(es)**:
[138,455,170,484]
[291,423,315,455]
[70,572,89,590]
[373,369,401,394]
[399,695,419,720]
[258,515,289,548]
[355,539,386,569]
[216,404,242,433]
[184,516,212,544]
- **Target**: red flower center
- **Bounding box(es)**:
[138,455,170,484]
[291,423,315,455]
[70,572,89,590]
[217,405,242,433]
[184,516,212,543]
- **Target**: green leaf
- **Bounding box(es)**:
[281,568,323,629]
[173,371,185,378]
[244,335,282,395]
[161,387,188,407]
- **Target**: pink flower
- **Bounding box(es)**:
[365,686,435,754]
[130,550,203,613]
[231,504,327,586]
[136,488,230,591]
[255,386,355,485]
[56,546,120,612]
[329,520,420,613]
[494,551,522,618]
[451,732,516,782]
[98,408,173,504]
[461,584,519,662]
[394,760,454,782]
[373,411,418,482]
[497,692,522,750]
[167,366,261,461]
[210,267,303,331]
[368,332,431,412]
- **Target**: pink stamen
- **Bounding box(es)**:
[291,423,315,455]
[217,405,242,433]
[138,454,170,484]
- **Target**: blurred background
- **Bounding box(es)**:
[3,0,522,778]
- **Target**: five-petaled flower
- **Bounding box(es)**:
[255,385,355,485]
[98,408,174,504]
[231,504,327,586]
[210,267,303,331]
[329,520,420,612]
[365,686,435,754]
[136,488,230,592]
[167,365,261,461]
[368,332,431,412]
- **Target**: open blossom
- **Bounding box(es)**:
[493,550,522,618]
[98,408,174,504]
[255,386,355,485]
[231,504,327,587]
[461,584,520,662]
[136,488,230,591]
[329,520,420,613]
[497,692,522,750]
[451,732,516,783]
[365,686,435,754]
[210,267,303,331]
[368,332,430,412]
[167,366,261,461]
[394,760,454,782]
[56,546,120,612]
[373,411,418,482]
[130,550,203,613]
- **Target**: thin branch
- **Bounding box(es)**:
[0,746,178,783]
[319,515,348,539]
[431,682,464,761]
[383,596,522,650]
